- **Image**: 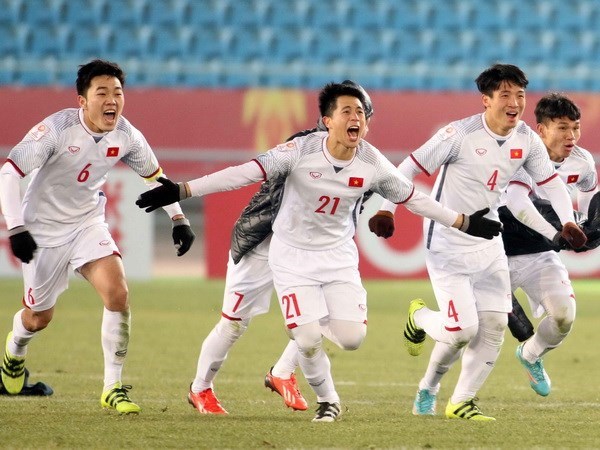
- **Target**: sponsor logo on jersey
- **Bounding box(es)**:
[68,146,80,154]
[510,148,523,159]
[100,240,111,246]
[567,174,579,184]
[28,122,49,141]
[440,126,457,140]
[310,171,322,179]
[476,148,487,156]
[348,177,364,187]
[106,147,119,157]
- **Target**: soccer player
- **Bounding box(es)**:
[499,93,598,396]
[368,64,587,421]
[0,59,195,414]
[137,82,502,422]
[187,81,374,416]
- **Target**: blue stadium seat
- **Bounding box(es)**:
[394,30,437,63]
[145,59,183,86]
[26,24,71,57]
[181,61,223,87]
[429,0,473,31]
[513,30,556,64]
[472,31,517,65]
[389,0,434,30]
[189,27,234,61]
[187,0,230,28]
[271,28,315,63]
[349,1,393,29]
[307,0,353,29]
[150,26,194,59]
[0,56,17,84]
[108,26,153,59]
[66,25,112,59]
[311,27,356,64]
[555,30,598,66]
[229,27,273,62]
[266,0,311,27]
[551,1,593,31]
[104,0,148,27]
[145,0,188,27]
[355,29,397,64]
[0,24,29,56]
[470,1,515,31]
[226,0,271,28]
[0,0,23,25]
[63,0,106,27]
[21,0,64,26]
[16,57,59,86]
[512,2,554,30]
[432,31,477,65]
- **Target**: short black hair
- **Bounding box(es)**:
[76,59,125,96]
[535,92,581,124]
[318,82,367,118]
[341,79,374,119]
[475,64,529,97]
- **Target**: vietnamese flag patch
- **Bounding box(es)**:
[567,174,579,184]
[106,147,119,157]
[348,177,364,187]
[510,148,523,159]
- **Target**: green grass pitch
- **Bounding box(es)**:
[1,277,599,449]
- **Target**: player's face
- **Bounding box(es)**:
[78,75,124,133]
[537,116,581,162]
[482,81,525,136]
[323,95,366,155]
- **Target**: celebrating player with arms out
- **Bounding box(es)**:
[369,64,586,421]
[498,93,598,396]
[137,82,501,422]
[0,59,195,414]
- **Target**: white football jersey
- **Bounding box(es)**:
[8,108,161,246]
[508,145,598,204]
[256,131,414,250]
[412,113,556,252]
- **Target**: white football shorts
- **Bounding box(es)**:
[21,223,119,311]
[269,234,367,328]
[425,240,511,330]
[508,250,573,318]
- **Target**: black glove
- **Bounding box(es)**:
[368,211,395,238]
[136,177,187,213]
[507,294,534,342]
[172,218,195,256]
[459,207,503,240]
[8,226,37,264]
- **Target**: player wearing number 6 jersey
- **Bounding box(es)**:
[136,82,502,422]
[368,64,587,420]
[0,59,195,414]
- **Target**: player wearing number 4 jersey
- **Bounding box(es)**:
[137,82,502,422]
[369,64,587,421]
[0,59,195,413]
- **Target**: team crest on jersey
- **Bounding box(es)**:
[106,147,119,157]
[567,174,579,184]
[28,122,49,141]
[440,126,457,141]
[68,146,80,154]
[310,171,322,179]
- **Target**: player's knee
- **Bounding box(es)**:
[447,326,477,348]
[549,299,575,335]
[23,308,52,332]
[479,311,507,348]
[292,322,322,358]
[332,322,366,351]
[216,317,249,341]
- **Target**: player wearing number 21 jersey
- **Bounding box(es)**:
[136,82,502,421]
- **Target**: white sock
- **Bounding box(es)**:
[271,340,298,379]
[101,307,130,391]
[9,309,36,357]
[192,318,247,393]
[420,341,461,391]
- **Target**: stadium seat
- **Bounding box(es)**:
[229,27,273,62]
[349,1,392,29]
[0,0,23,25]
[26,24,71,57]
[21,0,64,26]
[66,25,112,60]
[551,1,593,31]
[63,0,106,27]
[16,56,59,86]
[265,0,311,27]
[0,24,29,56]
[394,30,437,63]
[187,0,230,28]
[181,61,223,87]
[108,26,153,59]
[271,28,315,63]
[150,26,194,59]
[555,30,598,66]
[355,29,397,64]
[429,0,473,31]
[104,0,148,27]
[311,27,356,64]
[189,27,234,61]
[226,0,271,28]
[145,0,188,27]
[513,30,556,64]
[470,1,515,31]
[307,0,353,29]
[389,0,434,30]
[0,56,17,84]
